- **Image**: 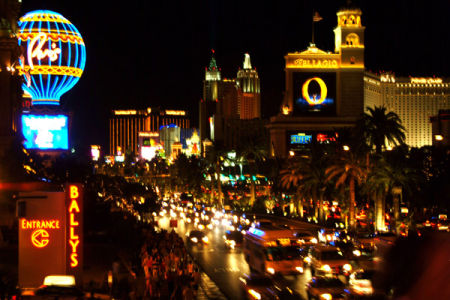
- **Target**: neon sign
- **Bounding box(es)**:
[302,77,328,105]
[21,219,61,248]
[68,185,81,268]
[291,134,312,144]
[22,114,69,150]
[293,59,338,68]
[410,77,443,84]
[31,229,50,248]
[27,32,61,69]
[17,10,86,106]
[21,219,61,229]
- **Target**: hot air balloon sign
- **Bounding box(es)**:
[17,10,86,106]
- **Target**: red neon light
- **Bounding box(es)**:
[31,229,49,248]
[21,219,60,229]
[68,185,80,268]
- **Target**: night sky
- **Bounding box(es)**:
[19,0,450,151]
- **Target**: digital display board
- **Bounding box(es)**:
[293,72,336,116]
[288,131,338,151]
[22,114,69,150]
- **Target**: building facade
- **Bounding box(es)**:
[236,53,261,119]
[109,107,190,156]
[430,110,450,147]
[364,73,450,147]
[268,7,365,158]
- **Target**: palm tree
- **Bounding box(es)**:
[326,152,366,230]
[205,141,228,208]
[279,158,305,217]
[236,133,267,208]
[362,106,406,154]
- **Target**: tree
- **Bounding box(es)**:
[326,152,365,230]
[361,106,406,154]
[236,134,267,208]
[279,158,305,217]
[205,141,228,208]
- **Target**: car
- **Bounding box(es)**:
[294,231,318,245]
[239,273,275,300]
[186,230,209,245]
[29,275,85,299]
[223,230,244,249]
[347,269,378,297]
[239,273,291,300]
[309,245,352,277]
[353,231,375,250]
[318,228,338,244]
[306,276,346,300]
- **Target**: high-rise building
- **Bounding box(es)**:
[199,52,262,148]
[236,53,261,119]
[430,110,450,147]
[199,52,221,143]
[268,6,365,158]
[109,107,190,156]
[364,72,450,147]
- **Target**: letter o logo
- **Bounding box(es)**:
[302,77,328,105]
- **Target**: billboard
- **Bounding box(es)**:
[292,72,336,116]
[22,114,69,150]
[288,131,337,151]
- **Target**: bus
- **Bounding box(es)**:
[243,223,305,275]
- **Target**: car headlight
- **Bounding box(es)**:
[320,293,332,300]
[202,236,209,243]
[248,289,261,300]
[311,237,318,244]
[304,257,311,264]
[353,250,361,257]
[296,266,304,273]
[191,237,198,243]
[343,264,352,272]
[321,264,331,272]
[267,267,275,274]
[198,224,205,230]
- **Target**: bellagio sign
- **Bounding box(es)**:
[18,184,83,288]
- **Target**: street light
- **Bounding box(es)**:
[435,134,444,141]
[343,145,350,151]
[289,150,295,156]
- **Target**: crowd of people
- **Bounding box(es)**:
[111,225,201,300]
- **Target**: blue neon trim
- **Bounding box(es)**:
[19,10,86,105]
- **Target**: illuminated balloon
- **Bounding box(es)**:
[17,10,86,105]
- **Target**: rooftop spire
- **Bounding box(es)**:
[243,53,252,69]
[208,49,218,71]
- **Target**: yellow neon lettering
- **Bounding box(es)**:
[21,219,26,229]
[70,253,78,267]
[70,213,79,226]
[70,185,79,199]
[68,199,80,213]
[27,32,61,70]
[70,227,79,240]
[69,239,79,253]
[56,220,60,229]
